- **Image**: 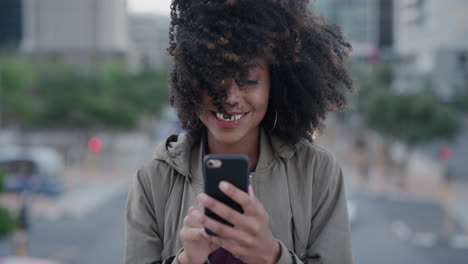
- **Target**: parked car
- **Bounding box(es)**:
[0,146,64,196]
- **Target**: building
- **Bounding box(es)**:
[378,0,394,59]
[0,0,22,47]
[394,0,468,181]
[394,0,468,99]
[314,0,394,60]
[21,0,130,63]
[314,0,379,59]
[129,14,170,71]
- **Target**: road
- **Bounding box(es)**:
[0,191,127,263]
[351,191,468,264]
[26,191,127,264]
[2,187,468,263]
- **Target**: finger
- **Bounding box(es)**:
[194,209,248,243]
[220,185,267,235]
[188,206,195,214]
[191,204,204,214]
[180,226,206,242]
[196,193,246,228]
[184,212,203,228]
[218,181,257,213]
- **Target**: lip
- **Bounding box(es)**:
[211,111,248,128]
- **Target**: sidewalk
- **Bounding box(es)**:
[343,163,468,236]
[36,166,136,220]
[316,121,468,236]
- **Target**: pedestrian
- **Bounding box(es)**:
[125,0,355,263]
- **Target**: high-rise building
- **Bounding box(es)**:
[21,0,130,58]
[394,0,468,180]
[0,0,22,47]
[314,0,394,59]
[129,14,170,71]
[314,0,379,59]
[378,0,394,58]
[394,0,468,99]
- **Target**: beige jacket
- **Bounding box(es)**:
[125,129,353,264]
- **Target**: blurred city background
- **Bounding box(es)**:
[0,0,467,263]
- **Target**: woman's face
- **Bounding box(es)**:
[198,58,271,145]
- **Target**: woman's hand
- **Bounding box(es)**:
[178,204,219,264]
[195,182,281,264]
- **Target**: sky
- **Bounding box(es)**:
[127,0,172,15]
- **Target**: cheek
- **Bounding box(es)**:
[198,107,211,121]
[249,85,270,114]
[259,83,271,111]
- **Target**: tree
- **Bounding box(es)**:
[0,55,169,131]
[360,87,461,188]
[0,56,38,128]
[0,168,19,238]
[362,90,460,146]
[449,84,468,113]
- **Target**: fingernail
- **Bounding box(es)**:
[193,210,201,217]
[198,193,208,203]
[219,181,229,191]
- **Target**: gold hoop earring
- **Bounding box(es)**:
[271,111,278,131]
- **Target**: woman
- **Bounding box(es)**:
[125,0,355,263]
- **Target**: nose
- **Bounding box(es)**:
[224,80,241,108]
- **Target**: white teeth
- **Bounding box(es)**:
[216,113,244,122]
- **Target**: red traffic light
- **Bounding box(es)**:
[88,137,103,153]
[438,146,451,162]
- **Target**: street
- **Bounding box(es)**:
[1,191,127,263]
[351,191,468,264]
[1,184,467,263]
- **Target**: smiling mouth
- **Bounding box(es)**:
[211,111,248,122]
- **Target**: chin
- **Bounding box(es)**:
[210,128,248,145]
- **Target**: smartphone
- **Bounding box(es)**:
[203,154,249,236]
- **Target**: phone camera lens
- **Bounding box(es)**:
[206,159,221,168]
[207,160,214,167]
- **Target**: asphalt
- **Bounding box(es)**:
[351,191,468,264]
[0,191,127,263]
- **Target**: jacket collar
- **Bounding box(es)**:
[153,128,297,180]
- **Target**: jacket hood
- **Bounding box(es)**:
[153,128,300,180]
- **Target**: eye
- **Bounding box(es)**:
[235,79,259,88]
[243,80,259,85]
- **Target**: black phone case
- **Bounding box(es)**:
[203,154,249,236]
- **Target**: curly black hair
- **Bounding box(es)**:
[168,0,354,145]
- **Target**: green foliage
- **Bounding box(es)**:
[352,62,462,146]
[0,167,5,192]
[0,56,38,126]
[362,90,461,145]
[0,55,168,130]
[0,166,19,237]
[0,207,18,237]
[450,84,468,113]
